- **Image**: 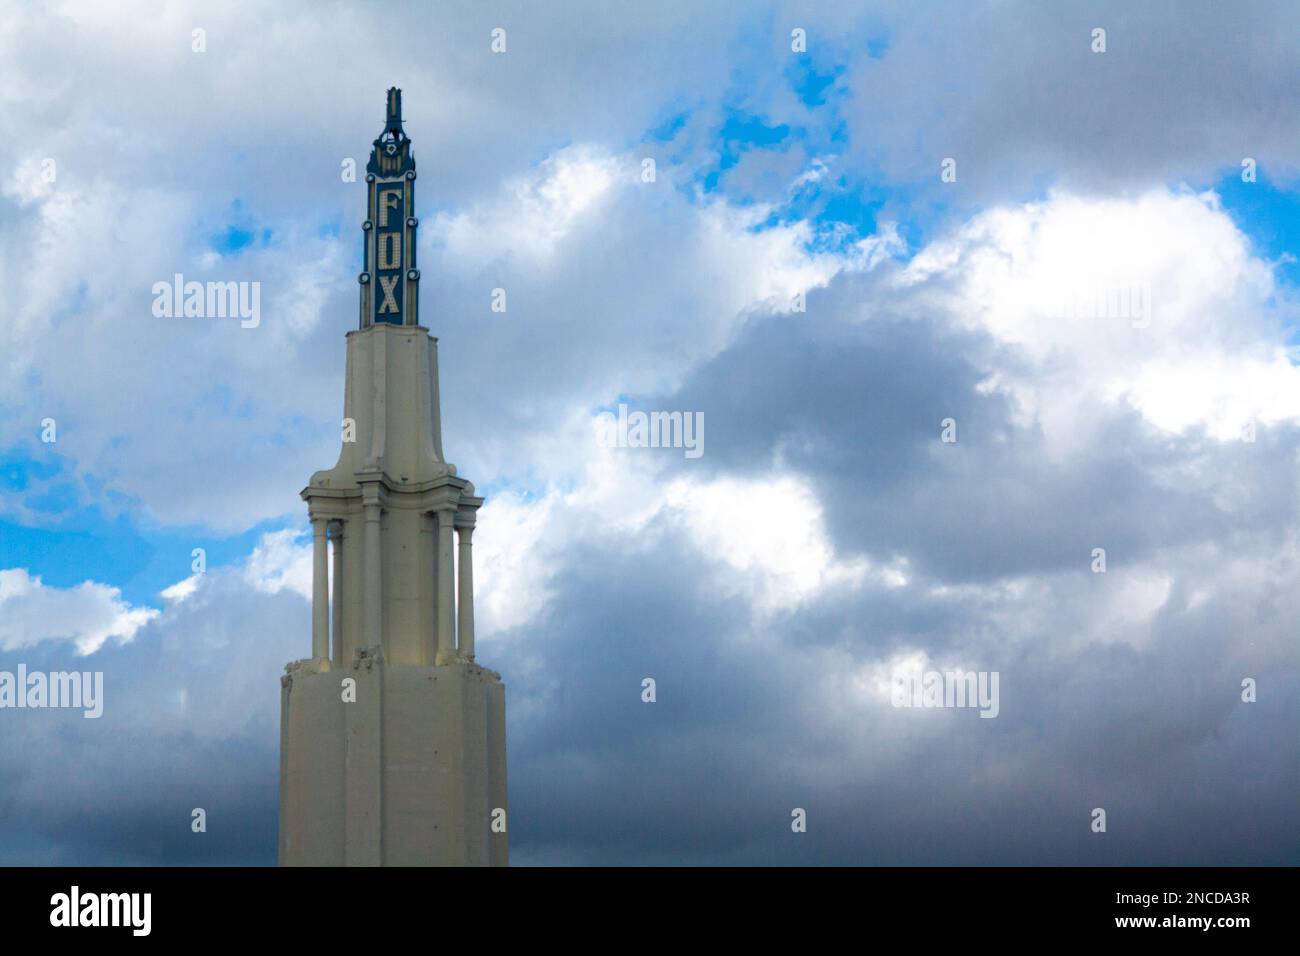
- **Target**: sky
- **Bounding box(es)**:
[0,0,1297,865]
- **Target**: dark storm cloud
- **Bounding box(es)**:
[480,249,1300,864]
[0,573,297,865]
[497,502,1299,865]
[655,272,1300,584]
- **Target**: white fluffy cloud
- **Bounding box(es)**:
[473,459,876,638]
[899,189,1300,448]
[242,528,313,600]
[0,526,314,658]
[0,568,158,655]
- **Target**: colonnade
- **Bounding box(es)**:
[310,506,475,666]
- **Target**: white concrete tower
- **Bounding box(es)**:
[279,89,507,866]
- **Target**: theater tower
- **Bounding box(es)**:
[278,89,507,866]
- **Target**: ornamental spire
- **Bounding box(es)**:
[367,87,414,177]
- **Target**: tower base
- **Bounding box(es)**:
[279,647,508,866]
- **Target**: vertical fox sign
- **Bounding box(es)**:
[359,87,420,327]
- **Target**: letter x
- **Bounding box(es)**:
[378,275,399,314]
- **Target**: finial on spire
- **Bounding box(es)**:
[367,87,415,179]
[385,87,403,133]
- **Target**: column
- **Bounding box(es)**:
[420,512,436,665]
[435,507,456,664]
[363,497,383,646]
[311,517,329,661]
[456,518,475,661]
[330,521,344,667]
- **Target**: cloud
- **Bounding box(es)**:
[0,536,312,864]
[842,1,1300,201]
[0,569,159,655]
[468,185,1298,863]
[496,491,1298,864]
[661,474,874,610]
[903,189,1299,446]
[242,528,312,600]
